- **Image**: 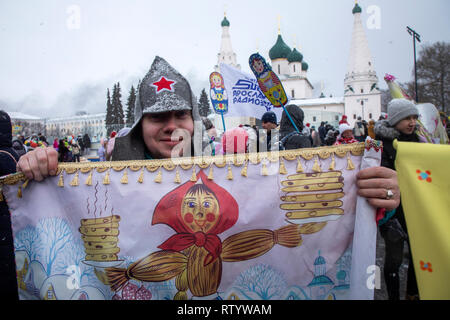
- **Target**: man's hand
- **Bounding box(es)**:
[356,166,400,211]
[17,147,59,181]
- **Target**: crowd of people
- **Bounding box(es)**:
[1,56,449,301]
[9,133,92,163]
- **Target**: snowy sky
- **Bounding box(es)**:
[0,0,449,118]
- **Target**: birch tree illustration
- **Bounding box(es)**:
[234,264,288,300]
[36,217,73,276]
[14,225,42,261]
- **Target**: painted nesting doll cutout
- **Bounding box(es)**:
[249,53,288,108]
[106,171,302,299]
[209,72,228,114]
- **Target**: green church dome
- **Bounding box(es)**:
[287,48,303,63]
[302,61,309,71]
[352,3,362,14]
[269,34,292,60]
[221,16,230,27]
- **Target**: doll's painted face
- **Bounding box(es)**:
[212,75,222,87]
[181,184,220,233]
[252,59,265,74]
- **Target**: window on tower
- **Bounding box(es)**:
[369,113,373,119]
[361,101,364,106]
[361,88,364,93]
[291,90,295,98]
[293,65,296,73]
[278,65,280,74]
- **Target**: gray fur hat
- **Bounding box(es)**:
[134,56,195,122]
[387,98,419,126]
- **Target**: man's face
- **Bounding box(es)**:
[395,115,418,135]
[141,110,194,159]
[262,121,277,131]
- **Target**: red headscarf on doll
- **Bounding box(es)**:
[152,171,239,265]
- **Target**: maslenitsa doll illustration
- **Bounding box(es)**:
[106,171,302,299]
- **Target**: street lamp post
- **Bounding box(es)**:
[407,26,421,103]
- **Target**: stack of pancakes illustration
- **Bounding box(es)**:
[79,215,121,262]
[280,171,345,224]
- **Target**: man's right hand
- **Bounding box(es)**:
[17,147,59,181]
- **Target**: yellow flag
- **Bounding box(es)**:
[394,141,450,300]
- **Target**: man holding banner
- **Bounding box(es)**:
[17,57,400,212]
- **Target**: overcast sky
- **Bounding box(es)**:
[1,0,449,118]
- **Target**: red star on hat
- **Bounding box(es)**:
[152,76,176,93]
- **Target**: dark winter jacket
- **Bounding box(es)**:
[0,110,19,300]
[374,120,420,170]
[279,105,312,150]
[374,120,420,235]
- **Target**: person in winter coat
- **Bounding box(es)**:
[98,138,107,161]
[324,128,338,146]
[71,140,81,162]
[339,115,349,125]
[353,117,366,142]
[311,127,322,147]
[318,122,327,145]
[11,138,26,158]
[0,111,20,300]
[82,133,91,155]
[334,123,358,145]
[278,104,312,150]
[259,111,278,152]
[374,98,420,301]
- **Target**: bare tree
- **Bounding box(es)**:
[404,42,449,114]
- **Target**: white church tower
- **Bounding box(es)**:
[344,1,381,125]
[215,13,241,72]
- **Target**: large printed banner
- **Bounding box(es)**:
[1,143,381,300]
[395,141,450,300]
[220,63,283,120]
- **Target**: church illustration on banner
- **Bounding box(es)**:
[213,1,381,129]
[221,249,352,300]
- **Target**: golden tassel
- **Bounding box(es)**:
[190,167,197,182]
[58,172,64,187]
[103,170,110,185]
[279,158,287,175]
[262,161,269,176]
[70,171,79,186]
[120,168,128,184]
[208,165,214,180]
[347,153,355,170]
[329,154,336,171]
[312,158,321,173]
[17,186,22,198]
[85,171,93,186]
[227,165,233,180]
[138,168,144,183]
[241,161,248,177]
[296,158,303,173]
[22,179,29,189]
[154,168,162,183]
[174,167,181,184]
